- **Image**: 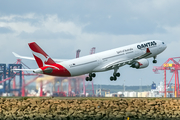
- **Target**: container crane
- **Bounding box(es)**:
[153,57,180,97]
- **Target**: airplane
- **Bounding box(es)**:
[13,40,167,81]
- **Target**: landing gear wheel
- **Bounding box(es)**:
[91,73,96,78]
[89,73,96,78]
[110,76,117,81]
[110,76,114,81]
[86,77,92,81]
[116,73,120,77]
[113,72,120,77]
[153,60,157,64]
[86,77,89,81]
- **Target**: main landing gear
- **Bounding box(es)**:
[110,67,120,81]
[86,73,96,81]
[153,56,157,64]
[110,72,120,81]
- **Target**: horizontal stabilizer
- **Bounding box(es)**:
[12,52,34,60]
[12,69,35,71]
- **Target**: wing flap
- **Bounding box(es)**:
[103,59,132,70]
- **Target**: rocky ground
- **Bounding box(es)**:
[0,97,180,120]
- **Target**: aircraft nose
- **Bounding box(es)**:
[162,41,167,50]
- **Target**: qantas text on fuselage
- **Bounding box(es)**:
[13,40,167,81]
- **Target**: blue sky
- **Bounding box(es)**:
[0,0,180,86]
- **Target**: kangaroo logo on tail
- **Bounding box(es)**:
[28,42,56,68]
[32,51,50,67]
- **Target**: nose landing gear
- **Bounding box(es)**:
[153,56,157,64]
[153,60,157,63]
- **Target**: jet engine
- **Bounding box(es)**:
[130,59,149,69]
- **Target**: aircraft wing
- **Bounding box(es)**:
[103,48,152,70]
[133,48,152,60]
[12,52,68,63]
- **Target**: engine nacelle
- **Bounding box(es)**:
[130,59,149,69]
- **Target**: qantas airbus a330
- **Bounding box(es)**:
[13,40,166,81]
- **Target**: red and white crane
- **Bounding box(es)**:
[153,57,180,97]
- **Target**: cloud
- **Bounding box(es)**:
[0,14,84,40]
[0,13,35,21]
[0,1,179,35]
[82,17,167,35]
[19,31,75,40]
[38,14,83,35]
[0,0,180,85]
[0,21,38,34]
[0,27,14,34]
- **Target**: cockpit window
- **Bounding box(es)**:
[162,42,164,44]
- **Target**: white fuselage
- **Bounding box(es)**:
[58,40,166,76]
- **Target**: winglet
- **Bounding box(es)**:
[146,48,150,53]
